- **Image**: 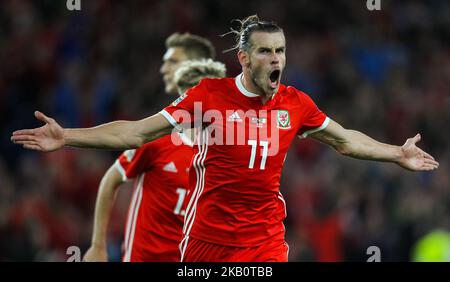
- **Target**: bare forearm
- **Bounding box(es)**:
[310,119,438,171]
[11,111,173,152]
[64,121,143,150]
[64,114,172,150]
[339,130,403,163]
[64,121,141,150]
[91,166,123,248]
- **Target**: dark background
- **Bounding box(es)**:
[0,0,449,261]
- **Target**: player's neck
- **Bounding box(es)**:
[241,72,273,104]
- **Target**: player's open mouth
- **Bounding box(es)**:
[269,69,280,89]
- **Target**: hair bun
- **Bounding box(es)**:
[240,15,260,31]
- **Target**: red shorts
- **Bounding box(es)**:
[180,237,289,262]
[122,232,182,262]
[124,247,180,262]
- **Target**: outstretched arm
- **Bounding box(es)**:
[309,119,439,171]
[83,165,124,262]
[11,111,173,151]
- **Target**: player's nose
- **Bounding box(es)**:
[270,53,280,65]
[271,58,280,66]
[160,63,168,74]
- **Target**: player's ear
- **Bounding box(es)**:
[238,50,250,68]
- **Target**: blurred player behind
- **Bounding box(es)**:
[82,33,223,262]
[84,59,225,262]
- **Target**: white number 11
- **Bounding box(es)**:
[248,140,269,170]
[174,188,187,216]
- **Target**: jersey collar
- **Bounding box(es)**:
[235,73,279,101]
[235,73,260,98]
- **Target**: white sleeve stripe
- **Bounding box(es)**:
[114,159,128,182]
[300,116,330,138]
[159,110,183,132]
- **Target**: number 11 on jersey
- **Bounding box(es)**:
[174,188,187,216]
[248,139,269,170]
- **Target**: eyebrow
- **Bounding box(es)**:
[256,46,285,52]
[164,57,179,62]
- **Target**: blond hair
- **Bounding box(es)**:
[166,32,216,59]
[174,59,226,93]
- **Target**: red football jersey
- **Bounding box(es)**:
[160,74,329,252]
[116,132,193,262]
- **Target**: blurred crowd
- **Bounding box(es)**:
[0,0,449,261]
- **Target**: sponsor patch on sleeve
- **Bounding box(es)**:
[172,93,187,106]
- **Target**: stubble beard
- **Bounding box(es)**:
[248,62,272,98]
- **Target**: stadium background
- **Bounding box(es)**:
[0,0,449,261]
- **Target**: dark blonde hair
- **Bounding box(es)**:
[166,33,216,59]
[223,15,283,53]
[174,59,226,93]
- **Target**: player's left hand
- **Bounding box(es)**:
[11,111,65,152]
[397,134,439,171]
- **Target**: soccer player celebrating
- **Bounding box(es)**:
[82,33,220,262]
[12,16,439,262]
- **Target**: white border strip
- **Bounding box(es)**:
[235,73,260,97]
[180,129,208,262]
[123,175,144,262]
[183,131,203,234]
[300,116,330,138]
[113,159,128,182]
[286,241,290,261]
[278,192,287,218]
[159,110,183,132]
[184,130,208,237]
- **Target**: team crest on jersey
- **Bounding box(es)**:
[172,93,187,106]
[276,110,291,129]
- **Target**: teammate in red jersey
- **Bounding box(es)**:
[81,33,221,262]
[114,130,193,262]
[12,16,439,262]
[83,58,225,262]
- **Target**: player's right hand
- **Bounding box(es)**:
[83,246,108,262]
[11,111,65,152]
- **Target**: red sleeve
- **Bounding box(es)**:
[114,143,153,181]
[297,91,329,138]
[159,79,209,130]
